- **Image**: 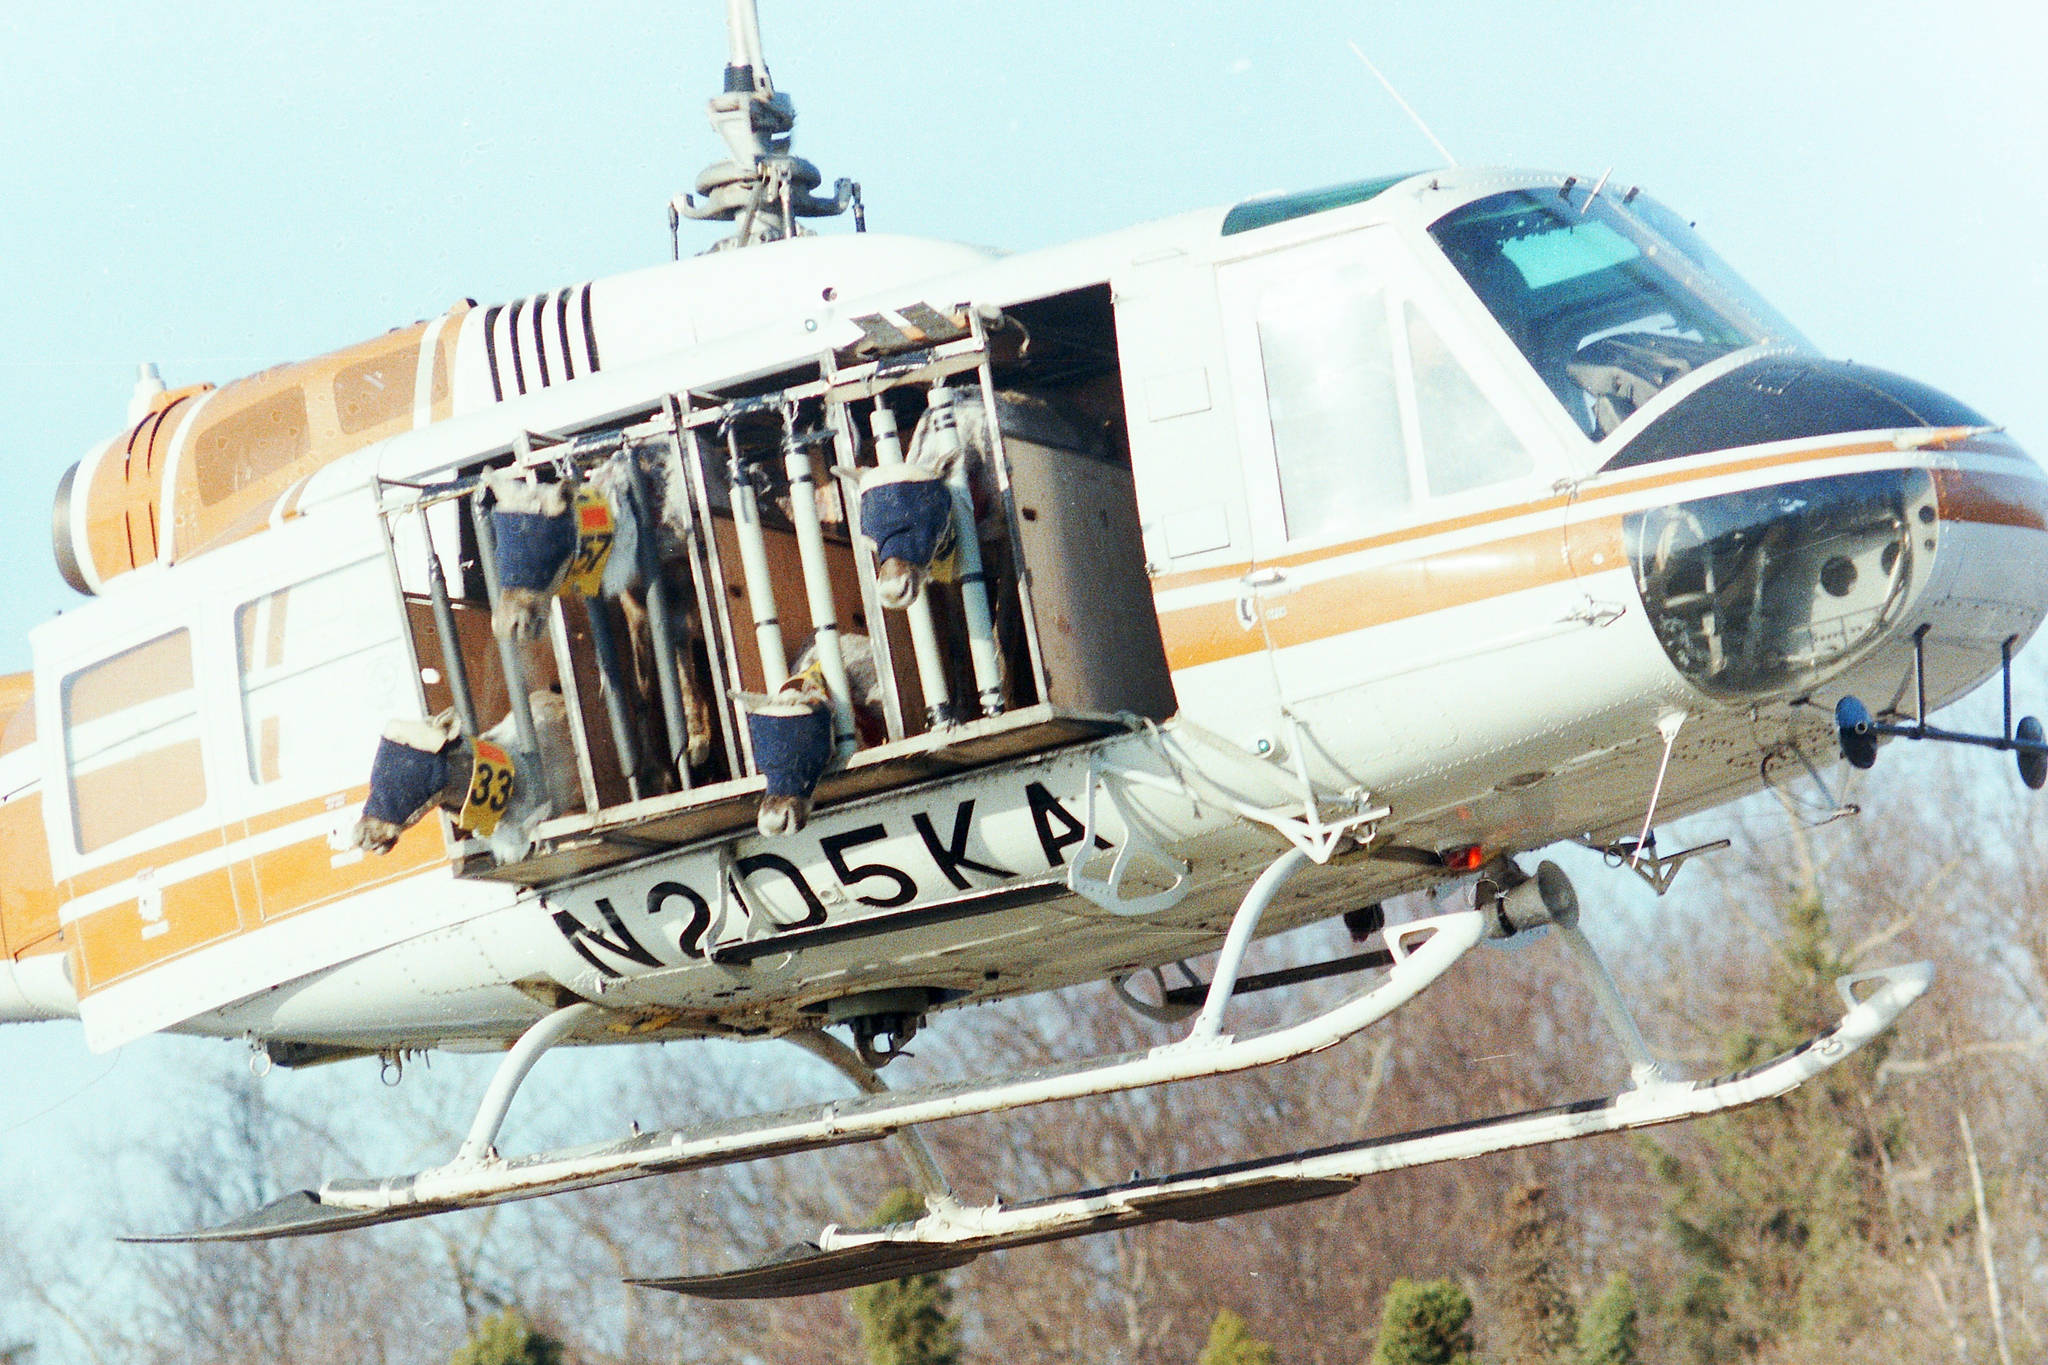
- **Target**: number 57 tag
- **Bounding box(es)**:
[566,488,616,597]
[457,740,516,836]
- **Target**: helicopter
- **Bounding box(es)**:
[2,2,2044,1299]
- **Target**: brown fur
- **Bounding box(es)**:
[590,445,718,782]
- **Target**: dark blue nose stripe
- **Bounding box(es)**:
[364,734,454,826]
[493,508,578,592]
[861,478,955,568]
[748,706,834,798]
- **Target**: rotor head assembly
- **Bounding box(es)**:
[671,0,858,251]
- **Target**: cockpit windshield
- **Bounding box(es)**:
[1429,186,1807,439]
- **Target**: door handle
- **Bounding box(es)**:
[1235,567,1290,630]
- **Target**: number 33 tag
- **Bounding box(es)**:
[457,740,516,835]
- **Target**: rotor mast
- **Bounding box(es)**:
[672,0,858,253]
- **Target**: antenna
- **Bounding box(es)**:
[670,0,860,254]
[1345,40,1458,167]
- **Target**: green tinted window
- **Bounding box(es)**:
[1222,173,1420,236]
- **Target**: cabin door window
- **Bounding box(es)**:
[62,630,207,853]
[236,559,413,791]
[1250,254,1412,544]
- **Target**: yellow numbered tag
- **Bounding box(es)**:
[565,488,615,597]
[457,740,515,836]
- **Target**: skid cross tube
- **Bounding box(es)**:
[453,1002,603,1167]
[787,1030,960,1210]
[1554,919,1672,1086]
[1187,847,1309,1040]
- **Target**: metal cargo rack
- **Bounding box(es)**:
[372,303,1175,888]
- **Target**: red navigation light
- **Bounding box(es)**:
[1441,845,1485,872]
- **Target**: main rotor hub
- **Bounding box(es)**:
[672,1,857,252]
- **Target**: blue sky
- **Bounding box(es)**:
[4,4,2045,671]
[2,0,2046,1342]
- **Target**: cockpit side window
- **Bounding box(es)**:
[1243,239,1547,546]
[63,630,206,854]
[1429,188,1805,440]
[1405,301,1535,496]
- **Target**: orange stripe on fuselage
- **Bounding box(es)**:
[0,792,60,960]
[65,827,227,900]
[71,865,243,992]
[61,788,449,997]
[1152,438,2045,672]
[1151,436,1916,595]
[1935,468,2048,532]
[1161,523,1606,671]
[237,801,445,927]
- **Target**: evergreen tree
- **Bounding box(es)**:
[849,1188,961,1365]
[1370,1278,1476,1365]
[1573,1273,1638,1365]
[1198,1307,1277,1365]
[1646,891,1898,1360]
[1491,1183,1578,1364]
[449,1309,566,1365]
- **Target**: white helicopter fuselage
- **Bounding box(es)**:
[4,167,2044,1067]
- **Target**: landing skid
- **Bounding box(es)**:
[126,849,1930,1266]
[634,961,1930,1300]
[128,848,1482,1244]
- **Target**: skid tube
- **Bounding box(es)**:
[129,849,1485,1244]
[635,961,1933,1300]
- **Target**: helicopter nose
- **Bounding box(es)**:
[1626,465,1942,703]
[1600,355,1993,474]
[1614,361,2048,708]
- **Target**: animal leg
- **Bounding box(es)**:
[613,591,679,793]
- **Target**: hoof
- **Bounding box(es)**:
[687,729,714,770]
